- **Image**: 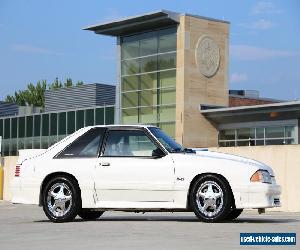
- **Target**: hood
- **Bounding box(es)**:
[185,150,274,175]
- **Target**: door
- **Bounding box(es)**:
[94,128,175,206]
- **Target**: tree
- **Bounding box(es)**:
[5,78,84,107]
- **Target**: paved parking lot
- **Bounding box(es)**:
[0,201,299,250]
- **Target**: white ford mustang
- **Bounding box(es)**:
[11,125,281,223]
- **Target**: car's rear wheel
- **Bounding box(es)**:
[226,209,243,220]
[42,176,80,223]
[78,209,104,220]
[189,174,232,222]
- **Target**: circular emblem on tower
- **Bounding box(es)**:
[195,36,220,78]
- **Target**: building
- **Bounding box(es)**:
[85,10,229,147]
[1,10,300,156]
[0,84,115,156]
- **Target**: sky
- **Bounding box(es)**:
[0,0,300,101]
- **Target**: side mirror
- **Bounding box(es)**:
[152,148,165,159]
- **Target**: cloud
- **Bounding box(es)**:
[251,19,273,30]
[251,1,282,15]
[230,73,248,83]
[239,19,274,30]
[11,44,62,55]
[230,45,300,61]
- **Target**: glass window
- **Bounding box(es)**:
[265,127,284,138]
[266,139,285,145]
[256,128,264,139]
[11,118,17,138]
[122,91,139,108]
[149,127,182,152]
[122,108,138,124]
[18,117,25,138]
[237,128,255,140]
[105,107,114,125]
[159,27,177,53]
[140,107,157,124]
[33,137,40,149]
[255,140,264,146]
[25,137,33,149]
[122,39,139,59]
[0,119,3,138]
[103,129,158,157]
[41,137,49,149]
[67,111,75,134]
[140,55,157,73]
[76,110,84,130]
[58,128,105,158]
[159,88,176,105]
[17,138,24,151]
[159,70,176,88]
[122,59,139,75]
[140,89,157,107]
[85,109,94,126]
[26,116,33,137]
[50,113,57,136]
[122,75,139,91]
[120,27,177,127]
[237,140,253,146]
[58,112,66,135]
[285,138,295,145]
[42,114,49,136]
[219,141,235,147]
[159,106,175,122]
[219,130,235,140]
[11,141,16,155]
[140,73,157,90]
[159,52,176,70]
[140,32,157,56]
[95,108,104,125]
[285,126,295,138]
[2,139,9,156]
[34,115,41,137]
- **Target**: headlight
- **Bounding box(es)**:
[250,170,272,184]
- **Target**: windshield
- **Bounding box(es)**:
[148,127,184,153]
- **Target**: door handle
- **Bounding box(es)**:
[101,162,110,167]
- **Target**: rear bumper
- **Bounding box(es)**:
[11,177,39,205]
[233,183,281,209]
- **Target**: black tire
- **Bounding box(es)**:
[42,176,81,223]
[189,174,233,222]
[78,209,104,220]
[226,209,243,220]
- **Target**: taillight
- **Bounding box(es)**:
[15,165,21,177]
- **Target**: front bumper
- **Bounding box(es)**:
[233,183,281,209]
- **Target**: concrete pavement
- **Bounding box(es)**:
[0,201,299,250]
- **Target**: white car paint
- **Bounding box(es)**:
[11,125,281,211]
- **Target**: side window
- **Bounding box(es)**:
[103,130,158,157]
[57,128,105,158]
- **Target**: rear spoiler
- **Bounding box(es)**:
[17,149,47,164]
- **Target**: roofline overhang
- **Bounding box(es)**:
[82,10,180,36]
[200,101,300,125]
[83,10,229,37]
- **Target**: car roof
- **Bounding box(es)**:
[84,124,158,130]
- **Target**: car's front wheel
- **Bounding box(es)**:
[42,176,81,223]
[189,174,232,222]
[78,209,104,220]
[226,209,243,220]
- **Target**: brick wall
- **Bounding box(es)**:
[229,96,278,107]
